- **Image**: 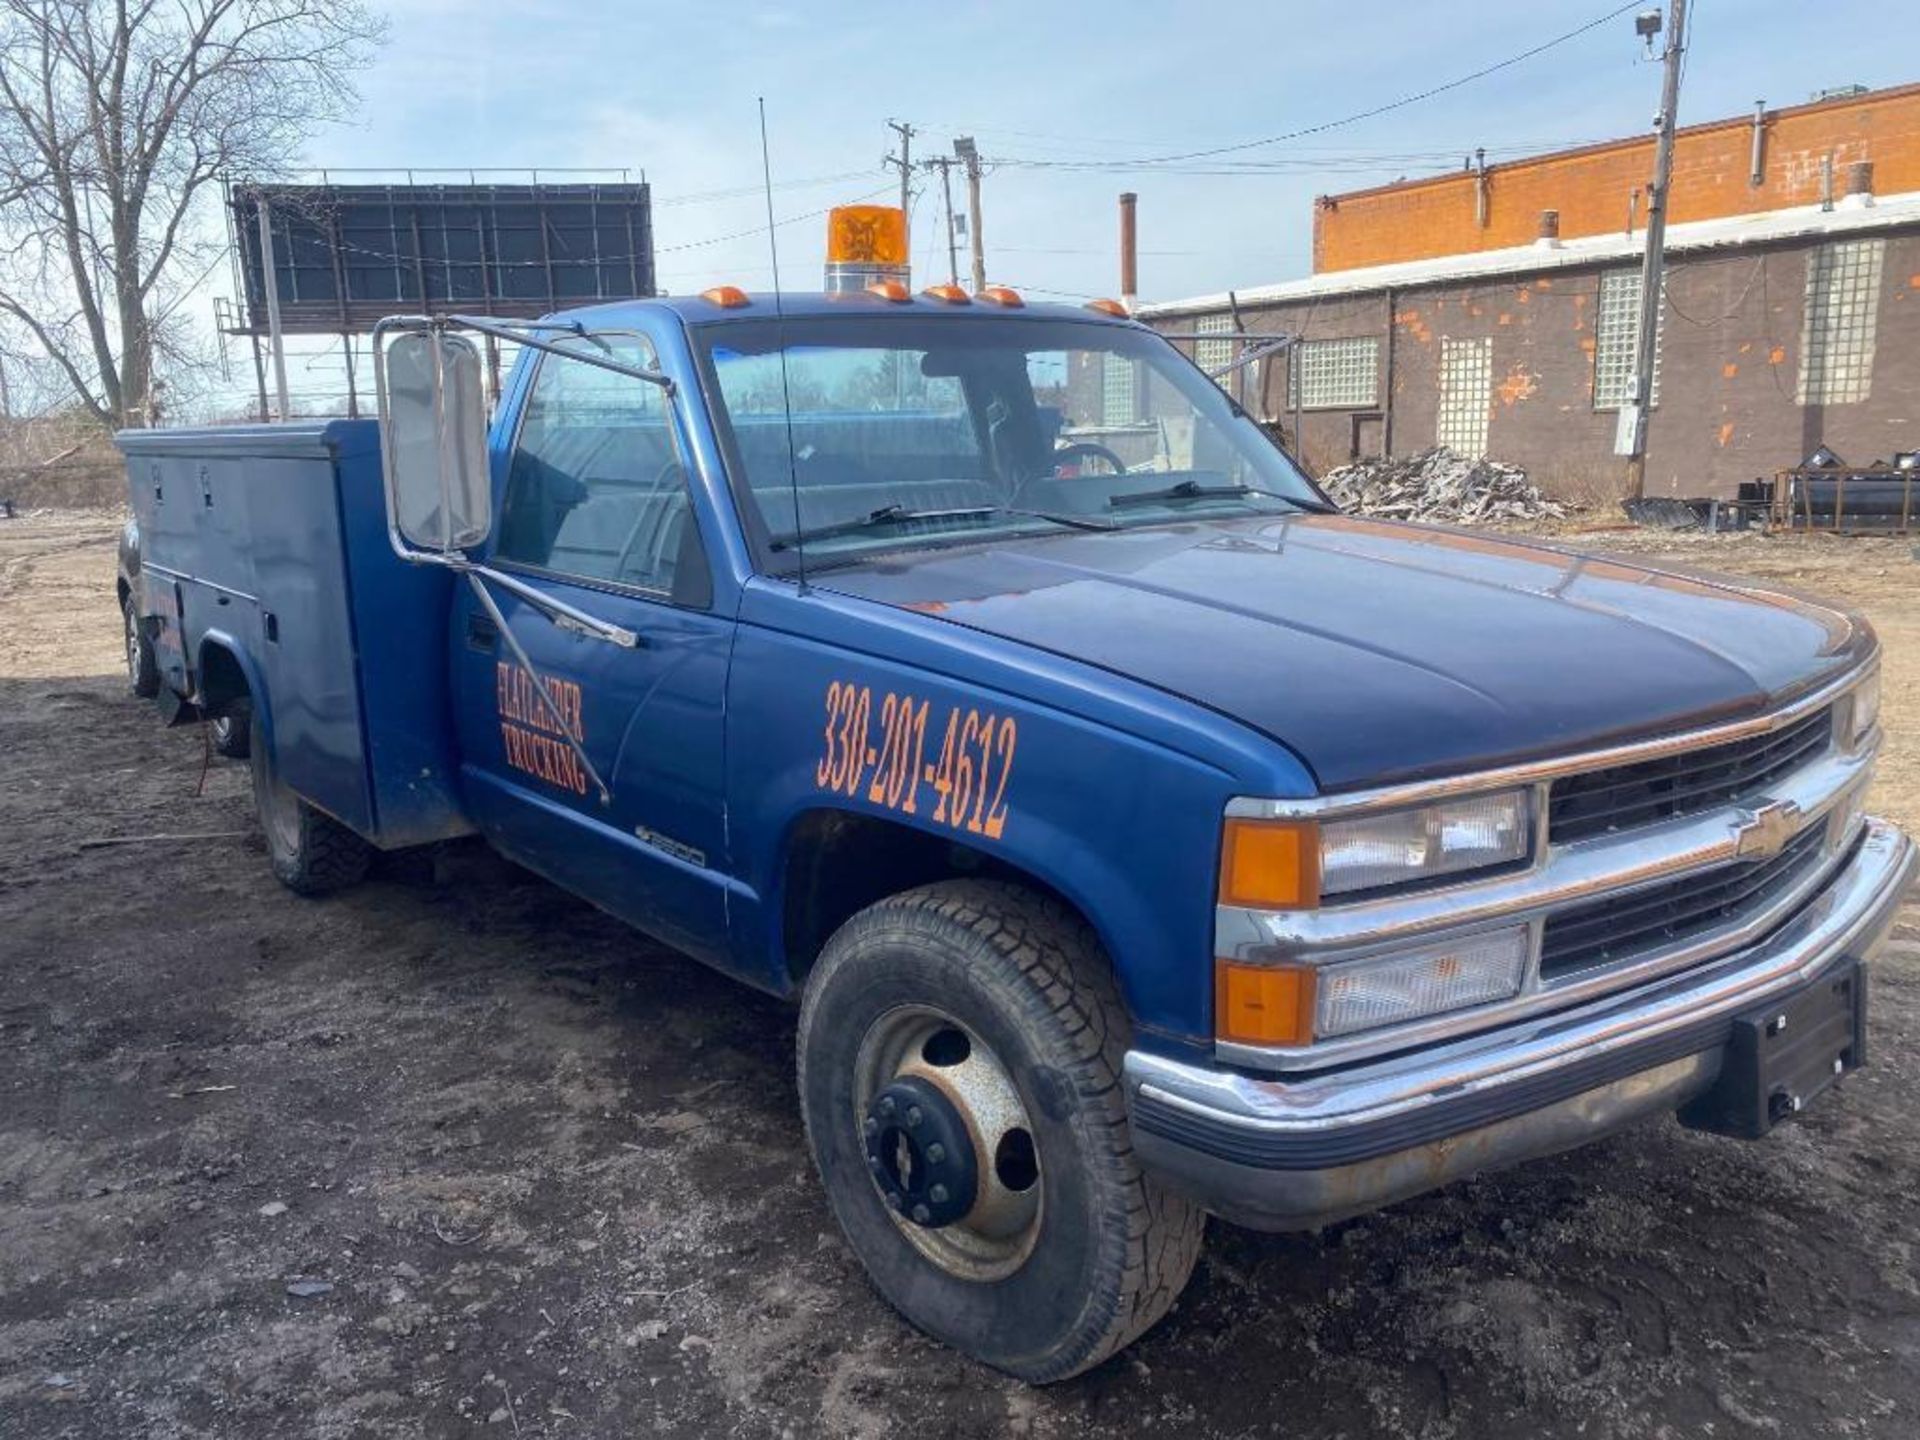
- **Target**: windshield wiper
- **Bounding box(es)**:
[993,505,1118,532]
[770,503,1114,551]
[1108,479,1334,513]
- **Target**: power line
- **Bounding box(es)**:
[991,3,1644,172]
[918,119,1618,158]
[655,183,895,254]
[653,168,878,207]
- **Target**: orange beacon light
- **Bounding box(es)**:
[825,205,910,294]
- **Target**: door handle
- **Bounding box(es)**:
[467,611,499,651]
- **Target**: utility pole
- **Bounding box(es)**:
[884,119,915,248]
[255,195,292,422]
[1623,0,1687,499]
[954,136,986,293]
[920,156,961,286]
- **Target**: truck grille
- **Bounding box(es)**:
[1548,707,1833,845]
[1538,822,1830,981]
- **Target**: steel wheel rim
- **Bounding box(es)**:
[853,1005,1043,1282]
[211,716,232,747]
[124,604,141,681]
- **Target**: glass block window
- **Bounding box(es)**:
[1287,336,1380,409]
[1798,239,1884,405]
[1101,352,1136,425]
[1195,314,1235,385]
[1592,267,1661,410]
[1436,336,1492,458]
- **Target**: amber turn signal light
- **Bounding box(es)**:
[1219,818,1318,909]
[1216,961,1317,1046]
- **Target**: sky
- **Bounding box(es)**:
[219,0,1920,415]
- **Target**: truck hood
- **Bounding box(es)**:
[819,514,1869,790]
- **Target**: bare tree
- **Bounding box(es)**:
[0,1,384,426]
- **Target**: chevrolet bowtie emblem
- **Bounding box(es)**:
[1732,800,1801,861]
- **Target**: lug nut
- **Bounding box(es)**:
[906,1106,923,1129]
[863,1117,879,1137]
[877,1096,896,1118]
[929,1184,949,1204]
[926,1143,946,1164]
[886,1192,903,1210]
[911,1204,931,1224]
[867,1153,881,1171]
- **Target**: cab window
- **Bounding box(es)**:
[496,339,708,603]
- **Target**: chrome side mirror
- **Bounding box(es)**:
[375,326,491,554]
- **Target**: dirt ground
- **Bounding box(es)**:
[4,510,1919,1439]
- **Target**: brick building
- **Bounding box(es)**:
[1135,84,1920,500]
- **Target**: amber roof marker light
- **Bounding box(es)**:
[700,285,751,309]
[1085,298,1130,318]
[922,283,972,305]
[978,286,1025,307]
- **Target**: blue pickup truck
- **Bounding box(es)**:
[119,283,1911,1382]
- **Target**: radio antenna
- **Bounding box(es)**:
[758,96,806,590]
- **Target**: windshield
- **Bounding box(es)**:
[693,315,1321,569]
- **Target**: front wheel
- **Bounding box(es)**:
[248,710,370,896]
[798,880,1203,1382]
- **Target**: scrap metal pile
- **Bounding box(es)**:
[1318,448,1566,524]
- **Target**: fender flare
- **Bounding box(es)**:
[194,629,273,752]
[759,782,1199,1028]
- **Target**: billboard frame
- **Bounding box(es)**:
[224,177,655,337]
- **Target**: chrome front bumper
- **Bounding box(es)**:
[1125,818,1915,1232]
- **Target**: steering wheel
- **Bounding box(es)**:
[611,460,690,583]
[1051,441,1128,477]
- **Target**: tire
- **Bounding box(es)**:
[211,698,252,760]
[124,595,159,699]
[248,710,371,896]
[798,880,1204,1383]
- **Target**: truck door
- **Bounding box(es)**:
[449,336,733,966]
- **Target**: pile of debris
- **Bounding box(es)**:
[1318,448,1566,524]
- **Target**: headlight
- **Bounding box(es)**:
[1319,791,1532,897]
[1845,669,1880,750]
[1220,790,1532,909]
[1214,925,1530,1046]
[1316,926,1530,1038]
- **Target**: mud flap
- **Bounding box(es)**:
[1679,962,1867,1139]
